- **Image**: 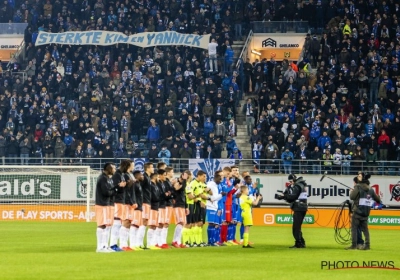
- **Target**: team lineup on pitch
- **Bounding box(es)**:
[95,160,263,252]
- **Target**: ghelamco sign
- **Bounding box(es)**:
[253,34,305,50]
[262,38,299,48]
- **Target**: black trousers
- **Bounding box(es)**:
[293,211,306,245]
[351,214,369,246]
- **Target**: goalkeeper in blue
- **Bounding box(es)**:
[239,185,262,248]
[206,173,225,246]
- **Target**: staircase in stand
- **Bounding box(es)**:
[222,39,249,165]
[233,95,256,171]
[232,40,245,58]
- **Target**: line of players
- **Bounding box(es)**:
[95,160,261,252]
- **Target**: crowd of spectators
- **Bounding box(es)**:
[0,0,251,166]
[246,0,400,174]
[0,0,399,175]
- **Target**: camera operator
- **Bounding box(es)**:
[276,174,308,248]
[346,172,381,250]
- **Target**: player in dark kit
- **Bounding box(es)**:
[137,162,154,249]
[156,169,172,248]
[95,162,117,253]
[119,160,135,251]
[109,161,128,251]
[147,172,162,250]
[129,171,144,250]
[142,163,154,221]
[163,167,175,249]
[172,170,191,248]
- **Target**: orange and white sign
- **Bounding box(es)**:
[0,37,23,60]
[0,205,95,222]
[0,205,180,223]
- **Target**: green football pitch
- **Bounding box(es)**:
[0,222,399,280]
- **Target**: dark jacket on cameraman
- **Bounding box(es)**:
[283,178,308,212]
[350,182,380,218]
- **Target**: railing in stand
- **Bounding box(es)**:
[0,23,28,35]
[251,21,309,34]
[1,70,27,83]
[10,39,26,63]
[236,30,253,70]
[1,157,399,177]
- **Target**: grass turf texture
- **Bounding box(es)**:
[0,222,399,280]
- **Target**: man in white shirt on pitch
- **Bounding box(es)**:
[205,173,225,246]
[208,39,218,73]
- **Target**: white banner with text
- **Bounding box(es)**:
[35,31,210,49]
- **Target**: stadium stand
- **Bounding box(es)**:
[0,0,399,175]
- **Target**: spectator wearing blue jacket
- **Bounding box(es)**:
[13,9,22,23]
[365,119,375,136]
[287,108,295,123]
[382,108,394,123]
[222,74,231,91]
[226,136,237,156]
[147,119,160,144]
[65,60,72,75]
[225,45,234,72]
[318,131,331,151]
[275,107,285,122]
[281,148,294,174]
[158,145,171,165]
[204,117,214,137]
[63,132,73,146]
[229,146,242,161]
[383,76,393,91]
[107,12,117,25]
[344,132,357,144]
[310,123,321,143]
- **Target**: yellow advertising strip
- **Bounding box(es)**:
[253,208,400,230]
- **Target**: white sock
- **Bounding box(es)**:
[162,227,168,245]
[137,225,146,247]
[119,226,129,248]
[129,226,138,247]
[155,228,162,246]
[96,228,104,250]
[103,226,111,248]
[147,228,155,247]
[110,220,121,246]
[174,224,183,245]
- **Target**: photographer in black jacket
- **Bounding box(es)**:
[276,174,308,248]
